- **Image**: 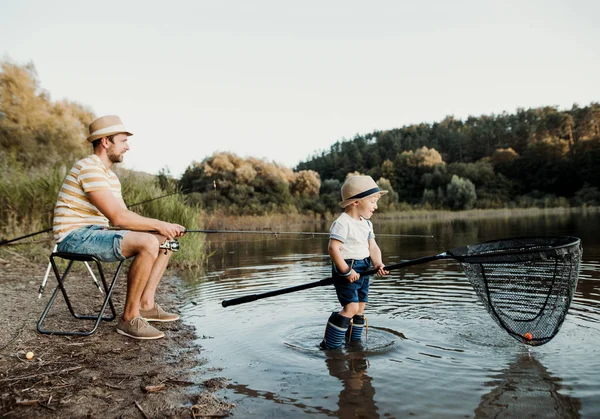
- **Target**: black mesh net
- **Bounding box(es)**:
[449,236,582,346]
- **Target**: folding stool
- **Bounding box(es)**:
[37,252,125,336]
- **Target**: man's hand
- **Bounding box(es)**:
[156,222,186,241]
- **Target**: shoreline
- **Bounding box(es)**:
[202,206,600,231]
[0,256,234,417]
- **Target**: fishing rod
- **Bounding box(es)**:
[0,190,187,247]
[184,229,434,238]
[221,253,443,308]
[0,228,53,246]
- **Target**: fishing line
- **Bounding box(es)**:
[187,229,434,239]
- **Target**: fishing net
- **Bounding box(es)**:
[221,235,583,347]
[449,236,582,346]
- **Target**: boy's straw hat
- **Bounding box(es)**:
[339,175,388,207]
[86,115,133,143]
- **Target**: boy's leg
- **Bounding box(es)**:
[340,302,361,318]
[346,306,367,342]
[323,261,365,349]
[347,281,369,342]
[320,311,351,349]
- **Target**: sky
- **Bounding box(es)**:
[1,0,599,177]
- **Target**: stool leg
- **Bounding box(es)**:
[92,259,121,321]
[52,258,79,318]
[74,260,123,336]
[37,257,124,336]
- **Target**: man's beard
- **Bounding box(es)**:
[107,148,124,163]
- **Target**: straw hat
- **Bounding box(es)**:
[86,115,133,143]
[339,175,388,207]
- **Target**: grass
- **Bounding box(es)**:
[200,212,328,232]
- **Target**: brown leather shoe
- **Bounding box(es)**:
[140,303,180,322]
[116,316,164,340]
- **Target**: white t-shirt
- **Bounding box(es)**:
[329,212,375,260]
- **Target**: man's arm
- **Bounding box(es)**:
[88,189,184,240]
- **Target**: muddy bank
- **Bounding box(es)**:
[0,254,234,418]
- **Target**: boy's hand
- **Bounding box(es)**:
[347,269,360,282]
[374,263,389,277]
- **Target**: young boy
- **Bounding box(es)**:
[321,175,389,350]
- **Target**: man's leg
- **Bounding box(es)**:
[139,234,173,311]
[120,232,161,321]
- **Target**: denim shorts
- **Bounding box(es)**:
[57,225,128,262]
[332,257,371,306]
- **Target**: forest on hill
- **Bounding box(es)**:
[295,103,600,211]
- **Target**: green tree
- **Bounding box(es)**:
[446,175,477,210]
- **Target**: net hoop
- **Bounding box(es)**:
[448,236,581,264]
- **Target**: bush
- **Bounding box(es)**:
[446,175,477,210]
[571,184,600,206]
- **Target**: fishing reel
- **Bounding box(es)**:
[159,239,180,254]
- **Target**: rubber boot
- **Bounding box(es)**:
[346,314,366,342]
[320,312,351,349]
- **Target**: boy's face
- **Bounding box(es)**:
[353,194,380,219]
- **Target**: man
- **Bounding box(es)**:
[53,115,186,340]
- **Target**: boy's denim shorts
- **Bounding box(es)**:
[57,225,128,262]
[332,257,371,306]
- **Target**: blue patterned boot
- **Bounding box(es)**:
[346,314,367,342]
[320,312,351,349]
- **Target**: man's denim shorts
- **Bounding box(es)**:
[332,257,371,306]
[57,225,128,262]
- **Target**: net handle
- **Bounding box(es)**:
[221,252,449,307]
[361,253,449,276]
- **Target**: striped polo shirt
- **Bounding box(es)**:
[53,154,124,242]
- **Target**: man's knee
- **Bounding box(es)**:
[122,232,161,258]
[141,235,161,257]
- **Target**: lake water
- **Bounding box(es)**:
[181,210,600,418]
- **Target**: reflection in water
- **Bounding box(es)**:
[475,352,581,419]
[227,382,337,416]
[326,349,379,419]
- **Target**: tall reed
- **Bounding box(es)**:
[0,156,65,240]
